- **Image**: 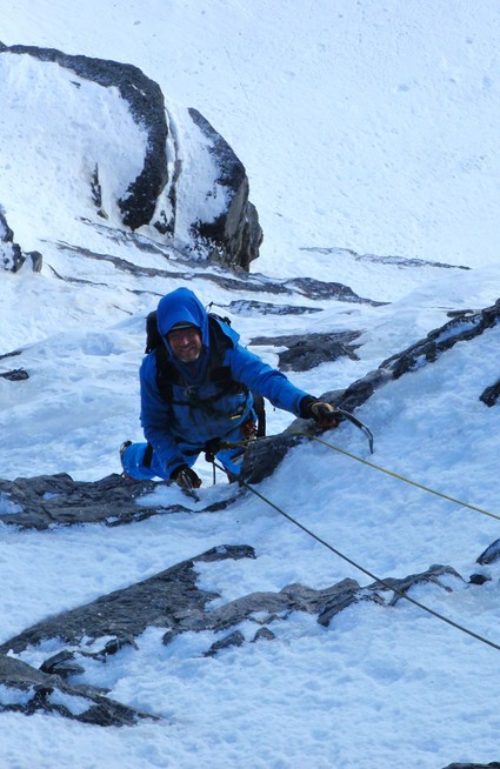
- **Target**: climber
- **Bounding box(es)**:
[120,287,337,490]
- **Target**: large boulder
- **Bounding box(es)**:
[0,44,262,270]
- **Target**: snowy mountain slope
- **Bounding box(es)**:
[2,0,499,275]
[1,225,500,769]
[1,1,499,768]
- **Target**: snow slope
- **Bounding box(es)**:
[0,2,499,768]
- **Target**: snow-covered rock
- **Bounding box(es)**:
[0,43,262,269]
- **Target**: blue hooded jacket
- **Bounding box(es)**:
[140,288,310,477]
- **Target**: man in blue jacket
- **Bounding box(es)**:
[121,287,336,489]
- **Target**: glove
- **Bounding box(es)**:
[171,465,202,490]
[300,396,338,426]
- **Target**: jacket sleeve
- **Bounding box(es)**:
[139,355,186,477]
[228,343,310,416]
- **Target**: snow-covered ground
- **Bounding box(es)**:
[1,2,499,768]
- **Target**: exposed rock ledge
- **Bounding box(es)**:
[0,544,470,726]
[242,299,500,482]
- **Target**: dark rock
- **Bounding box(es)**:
[380,299,500,379]
[283,276,386,304]
[242,299,500,482]
[3,44,168,231]
[0,545,470,705]
[225,299,322,316]
[315,579,364,627]
[161,630,177,646]
[469,573,491,585]
[205,630,245,656]
[53,240,385,304]
[0,368,29,381]
[241,433,302,485]
[480,379,500,407]
[39,651,85,679]
[28,251,43,272]
[476,539,500,565]
[188,108,263,270]
[90,164,107,219]
[300,245,469,271]
[0,472,239,529]
[441,764,500,769]
[0,349,22,361]
[1,46,262,269]
[0,654,156,726]
[369,564,464,606]
[0,210,35,273]
[0,545,256,655]
[250,331,361,371]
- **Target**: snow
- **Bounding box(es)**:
[1,1,500,768]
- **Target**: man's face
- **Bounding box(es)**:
[167,326,202,362]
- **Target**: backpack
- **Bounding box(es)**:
[145,310,266,436]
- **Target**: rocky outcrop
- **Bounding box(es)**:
[0,654,155,726]
[223,299,322,315]
[0,210,42,273]
[1,43,168,231]
[476,539,500,565]
[0,44,262,270]
[0,368,29,381]
[250,330,361,371]
[0,541,464,700]
[480,378,500,407]
[0,472,239,529]
[0,545,256,655]
[187,108,262,270]
[0,350,29,381]
[300,244,469,271]
[51,240,385,303]
[242,299,500,482]
[441,764,500,769]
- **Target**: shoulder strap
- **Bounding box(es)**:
[154,344,179,403]
[145,310,162,353]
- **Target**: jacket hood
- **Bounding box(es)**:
[156,288,209,345]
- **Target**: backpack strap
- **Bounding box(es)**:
[145,310,162,353]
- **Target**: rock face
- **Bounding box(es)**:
[187,108,263,270]
[242,299,500,482]
[2,44,168,231]
[480,379,500,407]
[0,210,42,273]
[0,654,155,726]
[0,538,465,727]
[250,330,361,371]
[0,44,262,270]
[0,545,256,654]
[0,350,29,382]
[441,764,500,769]
[0,473,239,529]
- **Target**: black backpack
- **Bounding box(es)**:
[145,310,266,436]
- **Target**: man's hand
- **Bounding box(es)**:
[310,402,338,425]
[300,396,338,426]
[171,465,202,490]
